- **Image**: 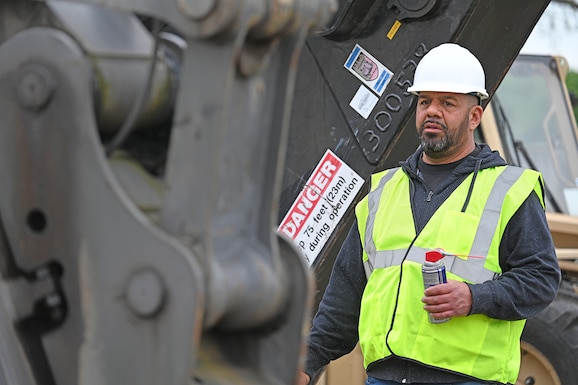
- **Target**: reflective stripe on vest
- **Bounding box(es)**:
[362,166,524,283]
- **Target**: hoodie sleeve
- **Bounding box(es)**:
[468,191,561,320]
[303,222,367,381]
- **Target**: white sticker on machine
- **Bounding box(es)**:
[350,85,379,119]
[344,44,393,96]
[278,150,364,266]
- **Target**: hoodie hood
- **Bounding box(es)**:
[400,143,506,178]
[399,143,508,216]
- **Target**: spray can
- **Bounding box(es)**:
[422,250,450,323]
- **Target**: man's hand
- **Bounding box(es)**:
[296,371,310,385]
[422,280,472,320]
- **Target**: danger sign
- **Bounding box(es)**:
[278,150,363,266]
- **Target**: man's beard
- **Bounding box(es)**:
[419,120,451,156]
[418,117,468,158]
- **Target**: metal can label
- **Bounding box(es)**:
[422,261,450,323]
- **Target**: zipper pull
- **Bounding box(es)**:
[426,190,433,202]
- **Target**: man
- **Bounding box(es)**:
[298,43,561,385]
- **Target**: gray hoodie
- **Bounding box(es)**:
[304,144,561,384]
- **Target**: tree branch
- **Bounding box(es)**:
[553,0,578,10]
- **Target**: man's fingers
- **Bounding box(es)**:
[422,280,472,317]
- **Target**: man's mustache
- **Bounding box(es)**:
[420,119,448,132]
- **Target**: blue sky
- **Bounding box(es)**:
[522,2,578,71]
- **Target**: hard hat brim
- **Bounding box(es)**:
[407,81,488,100]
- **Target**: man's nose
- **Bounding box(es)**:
[425,100,442,117]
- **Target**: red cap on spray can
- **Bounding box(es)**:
[425,250,444,263]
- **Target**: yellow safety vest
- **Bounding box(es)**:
[355,165,544,384]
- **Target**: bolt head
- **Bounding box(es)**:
[126,269,166,318]
[17,64,54,112]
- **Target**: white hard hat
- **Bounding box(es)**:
[407,43,489,100]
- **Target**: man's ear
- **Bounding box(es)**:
[469,105,483,130]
